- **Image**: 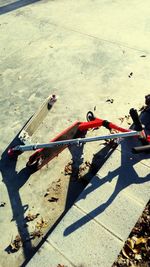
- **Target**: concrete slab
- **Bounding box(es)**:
[117,136,150,169]
[97,147,150,204]
[25,241,74,267]
[0,1,150,267]
[27,0,150,52]
[44,206,123,267]
[75,176,145,241]
[26,141,150,267]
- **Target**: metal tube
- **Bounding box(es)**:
[13,130,139,152]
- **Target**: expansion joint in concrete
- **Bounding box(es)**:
[74,204,124,243]
[48,21,149,54]
[45,239,76,267]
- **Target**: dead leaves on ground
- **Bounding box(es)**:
[48,197,59,202]
[36,217,48,229]
[106,98,114,104]
[64,161,72,175]
[44,179,61,203]
[25,212,39,222]
[30,217,48,240]
[122,236,149,260]
[10,235,23,252]
[30,229,43,239]
[8,217,48,252]
[64,160,91,180]
[118,115,131,125]
[113,201,150,266]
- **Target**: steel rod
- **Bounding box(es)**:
[12,131,139,152]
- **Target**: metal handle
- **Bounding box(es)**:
[129,108,143,131]
[132,144,150,154]
[9,131,138,154]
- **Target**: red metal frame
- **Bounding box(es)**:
[26,116,136,171]
[27,121,80,170]
[78,118,130,132]
[15,113,150,170]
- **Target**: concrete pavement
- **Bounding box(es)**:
[27,132,150,267]
[0,1,150,266]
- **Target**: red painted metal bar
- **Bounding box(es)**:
[78,118,130,133]
[27,121,80,170]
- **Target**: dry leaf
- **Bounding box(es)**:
[127,238,135,249]
[44,192,49,197]
[25,212,39,222]
[122,244,133,259]
[135,237,148,245]
[106,98,114,103]
[10,235,23,252]
[134,254,142,260]
[30,229,43,239]
[85,161,91,167]
[119,117,124,123]
[64,162,72,175]
[36,218,48,229]
[48,197,59,202]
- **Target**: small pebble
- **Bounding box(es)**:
[128,72,133,78]
[0,202,6,207]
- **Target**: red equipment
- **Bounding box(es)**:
[8,94,150,171]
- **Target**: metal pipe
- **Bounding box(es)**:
[12,130,139,152]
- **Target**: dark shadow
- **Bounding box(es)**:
[21,133,117,266]
[64,130,87,211]
[64,142,85,210]
[21,108,150,265]
[0,0,41,15]
[64,132,117,210]
[63,109,150,236]
[0,134,34,258]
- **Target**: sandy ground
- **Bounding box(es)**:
[0,1,150,267]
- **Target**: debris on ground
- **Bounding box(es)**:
[57,264,65,267]
[29,218,48,240]
[118,115,131,125]
[48,197,59,202]
[0,202,6,207]
[10,235,23,252]
[25,212,40,222]
[64,161,72,175]
[128,72,133,78]
[36,217,48,229]
[44,192,49,197]
[106,98,114,103]
[44,179,61,203]
[112,200,150,267]
[30,229,43,239]
[64,161,91,180]
[85,161,91,168]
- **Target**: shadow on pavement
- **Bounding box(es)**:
[0,0,41,15]
[21,134,116,266]
[4,108,150,264]
[63,109,150,236]
[0,134,34,259]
